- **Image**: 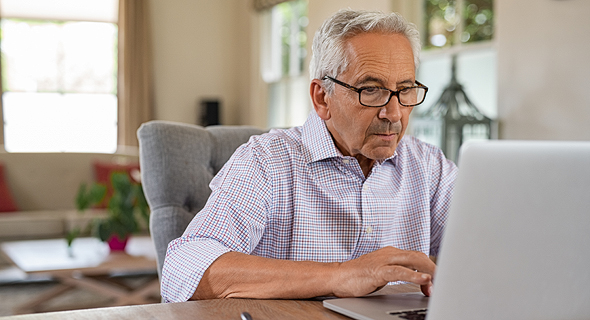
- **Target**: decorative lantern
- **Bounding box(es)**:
[411,55,495,162]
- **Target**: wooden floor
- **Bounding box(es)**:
[0,274,159,316]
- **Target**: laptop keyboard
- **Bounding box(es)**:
[388,308,427,319]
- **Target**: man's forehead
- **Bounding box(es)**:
[341,32,415,85]
[343,33,414,64]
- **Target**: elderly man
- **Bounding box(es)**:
[161,9,457,302]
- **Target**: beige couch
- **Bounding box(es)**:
[0,148,139,241]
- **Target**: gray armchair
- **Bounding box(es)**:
[137,120,266,279]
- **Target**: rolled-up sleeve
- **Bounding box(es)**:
[160,141,272,302]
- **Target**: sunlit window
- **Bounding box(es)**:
[424,0,494,49]
[410,0,496,154]
[262,0,310,128]
[1,18,118,153]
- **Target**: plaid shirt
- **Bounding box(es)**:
[161,112,457,303]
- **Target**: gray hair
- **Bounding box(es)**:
[309,9,421,94]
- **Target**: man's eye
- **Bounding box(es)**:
[363,87,380,94]
[399,87,412,94]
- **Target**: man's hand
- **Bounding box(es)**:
[330,246,435,298]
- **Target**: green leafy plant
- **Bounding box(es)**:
[69,172,149,244]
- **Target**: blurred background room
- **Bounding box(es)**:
[0,0,588,316]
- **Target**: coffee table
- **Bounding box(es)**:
[0,236,159,314]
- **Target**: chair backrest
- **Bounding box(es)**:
[137,120,266,279]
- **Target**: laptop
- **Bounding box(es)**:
[324,140,590,320]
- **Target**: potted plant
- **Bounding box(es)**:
[67,171,149,251]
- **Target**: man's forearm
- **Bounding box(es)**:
[191,246,435,300]
[192,251,339,299]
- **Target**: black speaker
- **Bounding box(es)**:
[200,99,220,126]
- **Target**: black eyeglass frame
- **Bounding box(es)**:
[322,75,429,107]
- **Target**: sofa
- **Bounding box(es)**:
[0,149,140,242]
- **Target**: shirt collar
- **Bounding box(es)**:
[301,111,342,164]
[301,111,399,165]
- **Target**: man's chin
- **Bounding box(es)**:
[364,145,398,161]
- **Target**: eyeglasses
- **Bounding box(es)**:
[322,76,428,107]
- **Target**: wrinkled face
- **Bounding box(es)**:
[319,32,416,162]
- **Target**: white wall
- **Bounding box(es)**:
[496,0,590,140]
[149,0,243,126]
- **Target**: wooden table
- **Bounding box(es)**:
[0,284,420,320]
[0,236,159,314]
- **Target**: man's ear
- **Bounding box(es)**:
[310,79,331,120]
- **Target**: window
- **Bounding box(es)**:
[1,0,118,153]
[410,0,496,153]
[262,0,310,128]
[424,0,494,49]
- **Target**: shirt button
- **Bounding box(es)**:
[366,226,373,234]
[342,159,350,164]
[363,184,368,192]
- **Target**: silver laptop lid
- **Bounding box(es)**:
[428,140,590,320]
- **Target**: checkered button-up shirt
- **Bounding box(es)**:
[161,112,457,303]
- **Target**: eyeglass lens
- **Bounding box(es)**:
[360,87,426,107]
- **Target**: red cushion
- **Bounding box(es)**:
[93,161,141,208]
[0,163,19,213]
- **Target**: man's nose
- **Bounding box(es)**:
[377,96,403,123]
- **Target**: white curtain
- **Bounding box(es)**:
[117,0,154,147]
